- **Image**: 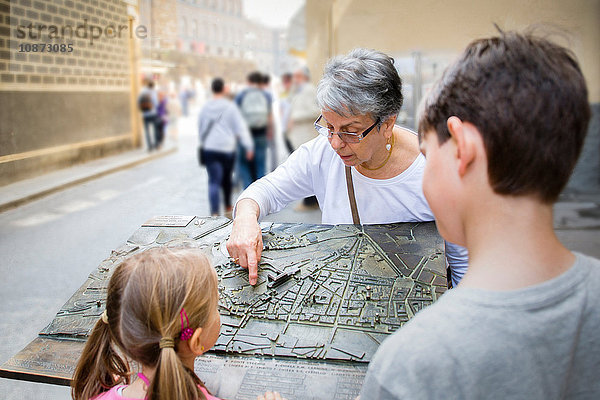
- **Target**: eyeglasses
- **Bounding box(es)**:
[313,115,379,143]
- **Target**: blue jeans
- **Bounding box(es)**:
[238,136,268,189]
[204,150,235,215]
[143,114,157,150]
[253,136,268,181]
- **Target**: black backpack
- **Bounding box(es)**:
[138,93,152,112]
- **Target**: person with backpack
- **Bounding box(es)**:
[138,79,159,151]
[235,71,273,188]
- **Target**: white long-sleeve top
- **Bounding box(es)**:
[198,98,254,153]
[237,134,469,286]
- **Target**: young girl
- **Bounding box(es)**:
[71,247,221,400]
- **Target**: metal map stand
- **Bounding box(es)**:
[0,216,447,399]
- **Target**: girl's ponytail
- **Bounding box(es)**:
[147,342,205,400]
[70,315,129,400]
[100,248,218,399]
[71,262,132,399]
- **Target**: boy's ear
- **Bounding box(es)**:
[187,327,205,355]
[447,116,476,176]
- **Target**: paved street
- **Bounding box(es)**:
[0,115,598,398]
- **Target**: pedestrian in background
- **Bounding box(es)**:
[179,86,193,117]
[199,78,254,217]
[235,71,272,188]
[288,66,320,209]
[138,79,159,151]
[155,90,168,149]
[279,72,294,154]
[166,90,182,140]
[260,73,278,171]
[287,66,319,150]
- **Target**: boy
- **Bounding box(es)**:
[360,31,599,399]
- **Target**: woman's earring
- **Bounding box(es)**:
[386,143,392,151]
[201,345,205,352]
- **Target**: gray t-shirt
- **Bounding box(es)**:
[360,252,600,399]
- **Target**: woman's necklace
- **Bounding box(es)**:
[360,134,395,171]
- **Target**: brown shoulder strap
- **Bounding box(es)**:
[345,166,361,225]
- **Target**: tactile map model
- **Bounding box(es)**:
[40,216,447,365]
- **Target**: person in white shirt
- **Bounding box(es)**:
[227,48,468,286]
[287,66,320,150]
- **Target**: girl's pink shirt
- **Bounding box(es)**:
[92,384,221,399]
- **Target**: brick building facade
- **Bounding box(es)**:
[0,0,140,186]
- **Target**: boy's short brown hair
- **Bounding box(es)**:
[419,30,591,203]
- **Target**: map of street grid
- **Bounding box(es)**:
[39,217,447,366]
[215,222,446,362]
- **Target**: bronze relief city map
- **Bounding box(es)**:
[1,216,447,399]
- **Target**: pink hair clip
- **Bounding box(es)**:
[180,308,194,341]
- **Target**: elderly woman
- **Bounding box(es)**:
[227,48,468,286]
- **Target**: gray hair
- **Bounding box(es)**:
[316,48,403,122]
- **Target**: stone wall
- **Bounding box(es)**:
[0,0,139,186]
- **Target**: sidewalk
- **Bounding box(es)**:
[0,142,176,213]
